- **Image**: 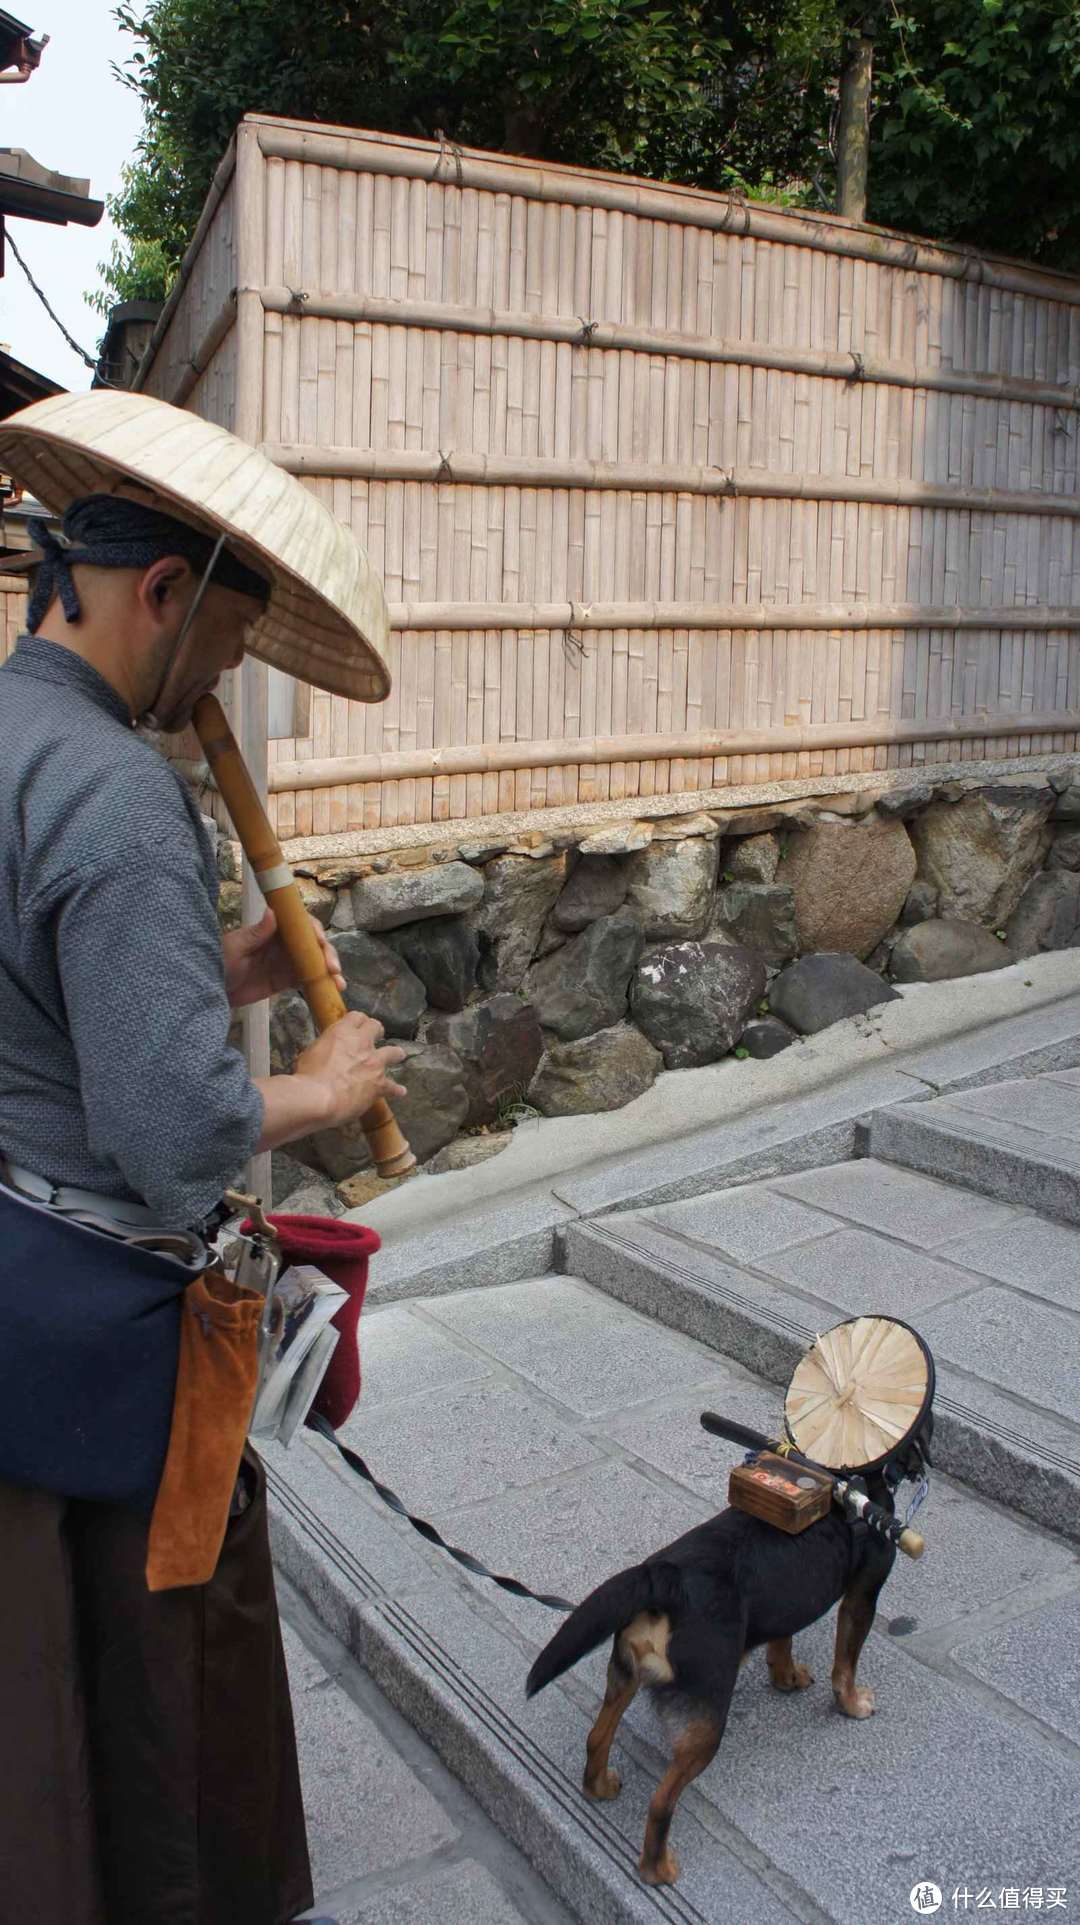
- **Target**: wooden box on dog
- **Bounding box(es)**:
[728,1453,834,1533]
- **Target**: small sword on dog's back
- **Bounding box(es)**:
[699,1412,926,1558]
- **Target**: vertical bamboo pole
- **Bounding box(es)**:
[232,123,272,1201]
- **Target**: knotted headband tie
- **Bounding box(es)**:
[27,493,271,633]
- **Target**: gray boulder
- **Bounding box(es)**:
[296,875,336,928]
[272,1160,345,1216]
[630,940,766,1069]
[528,1024,662,1117]
[1004,871,1080,958]
[522,908,645,1041]
[725,832,780,883]
[739,1016,799,1060]
[578,820,653,855]
[1052,783,1080,821]
[347,860,483,933]
[427,993,545,1126]
[876,786,933,821]
[776,816,916,958]
[334,929,427,1038]
[910,778,1055,925]
[551,855,628,932]
[384,915,479,1011]
[469,852,569,990]
[890,919,1011,984]
[303,1040,472,1178]
[711,882,799,962]
[270,1148,318,1206]
[1048,826,1080,872]
[770,954,900,1034]
[269,990,315,1073]
[622,835,719,940]
[898,879,940,927]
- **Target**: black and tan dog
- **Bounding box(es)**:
[526,1431,929,1886]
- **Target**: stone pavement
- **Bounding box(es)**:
[269,1138,1080,1924]
[268,997,1080,1925]
[281,1575,573,1925]
[566,1141,1080,1539]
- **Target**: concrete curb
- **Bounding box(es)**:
[348,983,1080,1299]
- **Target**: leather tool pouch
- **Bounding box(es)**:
[145,1264,263,1592]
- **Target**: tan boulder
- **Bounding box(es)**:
[777,816,916,959]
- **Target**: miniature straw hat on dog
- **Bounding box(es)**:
[0,390,390,703]
[784,1316,934,1475]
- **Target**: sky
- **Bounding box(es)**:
[1,0,144,390]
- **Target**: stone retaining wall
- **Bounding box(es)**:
[225,765,1080,1197]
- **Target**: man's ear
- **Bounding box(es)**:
[138,555,194,619]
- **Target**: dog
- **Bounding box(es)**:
[526,1423,931,1887]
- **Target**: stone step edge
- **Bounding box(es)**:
[266,1460,807,1925]
[869,1104,1080,1225]
[561,1216,1080,1546]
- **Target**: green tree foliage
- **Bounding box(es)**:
[870,0,1080,268]
[99,0,838,309]
[97,0,1080,315]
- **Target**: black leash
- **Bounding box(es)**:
[307,1413,574,1614]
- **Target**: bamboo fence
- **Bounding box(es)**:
[0,575,25,661]
[127,115,1080,831]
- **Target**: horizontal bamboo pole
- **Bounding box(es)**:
[255,120,1080,309]
[266,444,1080,520]
[258,285,1080,413]
[133,138,238,394]
[253,710,1080,792]
[387,599,1080,634]
[169,291,238,409]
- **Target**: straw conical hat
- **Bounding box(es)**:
[0,390,390,703]
[784,1316,934,1475]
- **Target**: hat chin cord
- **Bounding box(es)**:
[138,531,227,731]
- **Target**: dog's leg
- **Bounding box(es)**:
[583,1651,638,1801]
[639,1715,723,1887]
[831,1586,879,1719]
[766,1636,813,1692]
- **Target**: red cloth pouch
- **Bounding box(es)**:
[243,1214,380,1430]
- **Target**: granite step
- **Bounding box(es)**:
[561,1157,1080,1544]
[268,1271,1080,1925]
[868,1070,1080,1224]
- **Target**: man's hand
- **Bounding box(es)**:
[223,907,346,1009]
[293,1012,408,1129]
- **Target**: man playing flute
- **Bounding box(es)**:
[0,392,405,1925]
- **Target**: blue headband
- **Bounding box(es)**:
[26,493,271,633]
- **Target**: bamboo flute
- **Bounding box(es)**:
[193,692,415,1179]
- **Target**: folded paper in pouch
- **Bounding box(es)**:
[250,1264,347,1447]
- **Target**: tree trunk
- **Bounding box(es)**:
[836,31,875,222]
[503,102,547,158]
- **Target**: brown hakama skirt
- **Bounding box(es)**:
[0,1449,313,1925]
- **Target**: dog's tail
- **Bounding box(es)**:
[525,1560,682,1698]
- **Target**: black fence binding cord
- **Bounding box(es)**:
[307,1412,574,1613]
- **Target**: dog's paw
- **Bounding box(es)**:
[584,1768,622,1801]
[835,1684,875,1719]
[641,1852,680,1886]
[770,1660,814,1692]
